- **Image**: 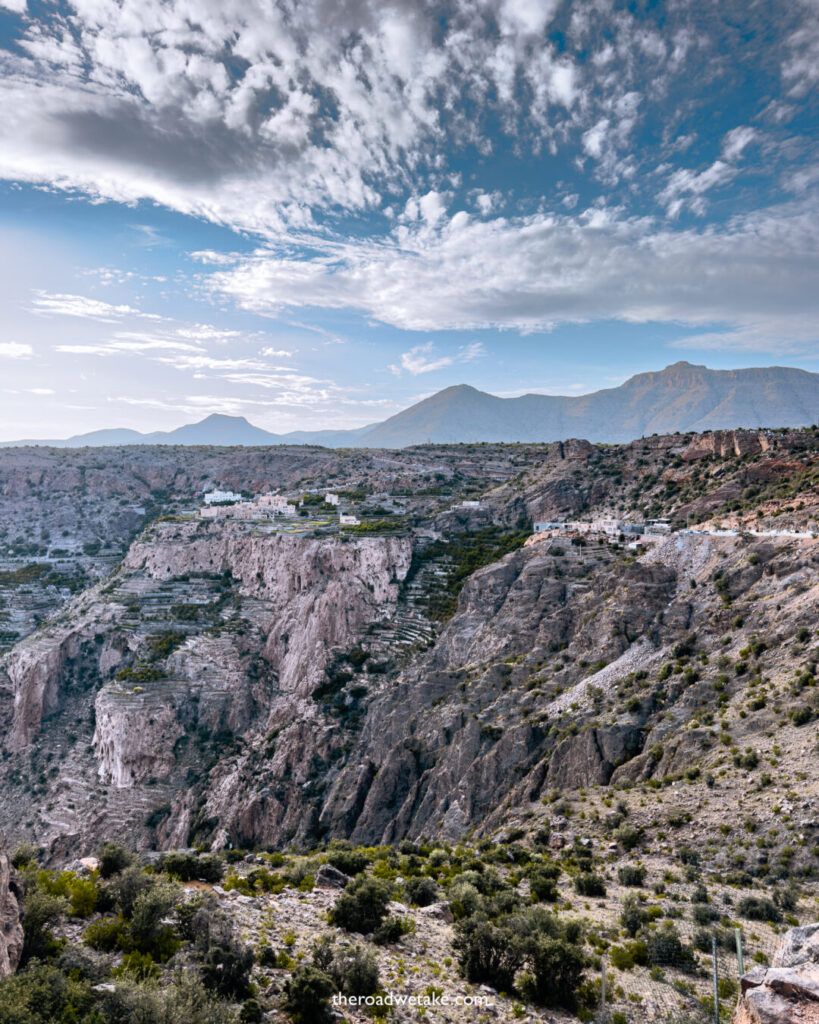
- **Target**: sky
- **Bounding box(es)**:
[0,0,817,440]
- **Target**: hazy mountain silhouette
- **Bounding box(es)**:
[4,363,817,448]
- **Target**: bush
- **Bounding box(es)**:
[201,941,254,999]
[737,896,781,923]
[20,888,65,964]
[130,884,180,960]
[84,914,130,952]
[160,852,224,884]
[609,940,648,970]
[97,839,134,880]
[68,878,98,917]
[620,895,648,938]
[692,903,717,925]
[453,917,526,992]
[405,875,439,907]
[0,962,95,1023]
[614,824,642,851]
[373,917,409,946]
[240,998,264,1023]
[283,966,335,1024]
[645,924,696,971]
[329,877,392,934]
[448,880,482,920]
[313,938,380,997]
[575,873,606,897]
[528,864,560,903]
[10,844,39,870]
[326,848,369,877]
[617,865,646,888]
[521,935,585,1009]
[105,864,153,918]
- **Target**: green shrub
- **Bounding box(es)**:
[737,896,781,923]
[620,895,648,938]
[521,935,585,1009]
[617,865,646,888]
[201,941,254,999]
[112,949,160,981]
[98,842,134,879]
[692,903,717,925]
[130,884,180,960]
[283,966,335,1024]
[67,878,98,918]
[373,916,410,946]
[84,914,130,952]
[614,824,642,851]
[574,873,606,897]
[312,938,380,997]
[160,852,224,883]
[0,962,96,1023]
[326,848,369,877]
[645,924,696,971]
[329,877,392,934]
[453,917,525,991]
[405,875,439,907]
[528,864,560,903]
[20,888,66,964]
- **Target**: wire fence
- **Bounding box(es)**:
[595,919,786,1023]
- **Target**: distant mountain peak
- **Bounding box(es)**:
[2,362,816,450]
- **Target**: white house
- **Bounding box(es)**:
[204,489,242,505]
[339,514,360,526]
[325,492,340,506]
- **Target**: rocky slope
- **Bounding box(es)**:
[0,522,412,852]
[0,429,816,867]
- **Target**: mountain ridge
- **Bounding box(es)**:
[3,361,817,448]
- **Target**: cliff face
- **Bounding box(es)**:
[0,522,413,852]
[0,430,817,865]
[0,850,23,978]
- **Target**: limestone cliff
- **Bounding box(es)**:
[0,850,23,978]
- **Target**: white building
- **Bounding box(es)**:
[325,492,340,506]
[339,514,360,526]
[204,489,242,504]
[256,494,297,515]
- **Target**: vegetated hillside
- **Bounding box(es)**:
[0,428,817,1024]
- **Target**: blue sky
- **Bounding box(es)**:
[0,0,817,439]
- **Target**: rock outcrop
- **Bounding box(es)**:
[735,923,819,1024]
[0,849,23,977]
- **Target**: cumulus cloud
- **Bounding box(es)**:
[0,0,802,240]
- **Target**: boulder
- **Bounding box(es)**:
[315,864,350,889]
[419,901,454,924]
[734,922,819,1024]
[0,851,24,978]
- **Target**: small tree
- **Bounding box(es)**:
[283,966,335,1024]
[329,877,392,934]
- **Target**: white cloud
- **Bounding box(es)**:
[0,341,33,358]
[201,198,819,353]
[31,292,148,322]
[722,126,757,161]
[389,339,485,376]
